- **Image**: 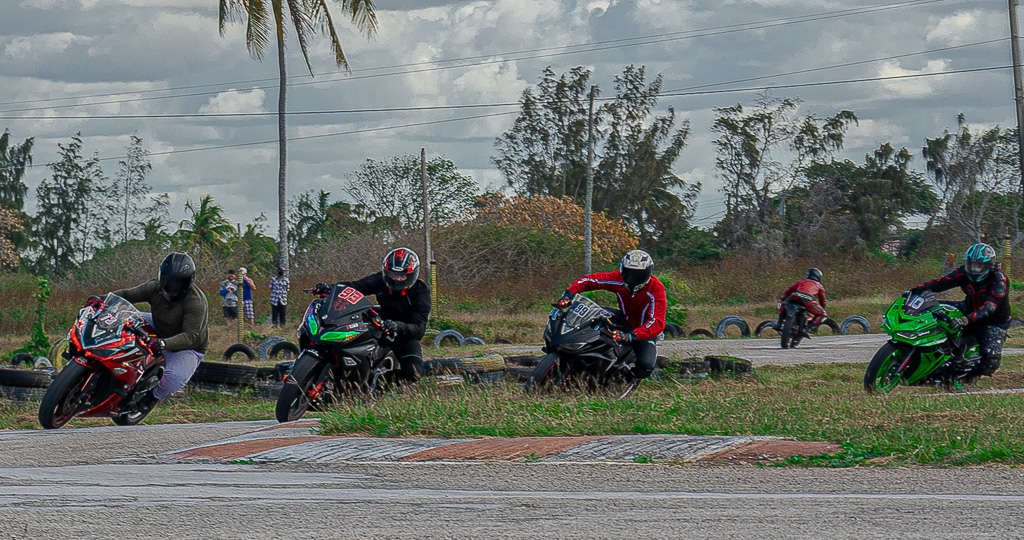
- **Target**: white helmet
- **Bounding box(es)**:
[620,249,653,293]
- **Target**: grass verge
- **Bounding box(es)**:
[0,389,274,430]
[318,355,1024,467]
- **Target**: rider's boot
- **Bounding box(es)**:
[135,389,159,414]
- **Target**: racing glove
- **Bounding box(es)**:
[83,295,103,310]
[145,336,165,356]
[611,330,634,343]
[382,319,399,340]
[314,282,331,297]
[555,290,573,309]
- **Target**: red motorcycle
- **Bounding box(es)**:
[38,294,163,429]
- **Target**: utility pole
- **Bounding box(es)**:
[1009,0,1024,193]
[421,148,431,286]
[584,85,596,274]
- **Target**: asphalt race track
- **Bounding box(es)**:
[3,334,1024,538]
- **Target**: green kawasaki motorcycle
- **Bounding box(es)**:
[865,291,980,393]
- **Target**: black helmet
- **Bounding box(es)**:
[806,268,823,283]
[964,243,996,282]
[382,247,420,292]
[158,252,195,301]
[620,249,654,293]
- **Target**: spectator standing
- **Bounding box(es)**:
[269,267,289,327]
[239,266,256,327]
[218,269,239,322]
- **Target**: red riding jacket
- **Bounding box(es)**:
[782,279,827,308]
[567,270,667,341]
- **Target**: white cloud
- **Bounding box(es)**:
[199,88,267,114]
[3,32,91,59]
[876,59,950,99]
[926,10,1004,46]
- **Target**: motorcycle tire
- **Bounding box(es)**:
[113,365,164,426]
[820,318,841,335]
[276,353,322,422]
[525,353,561,391]
[38,362,93,429]
[781,312,797,349]
[864,342,907,393]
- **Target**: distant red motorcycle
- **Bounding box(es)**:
[38,294,164,429]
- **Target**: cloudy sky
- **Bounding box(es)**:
[0,0,1017,231]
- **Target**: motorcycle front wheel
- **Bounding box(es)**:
[39,361,97,429]
[275,353,325,422]
[864,342,908,393]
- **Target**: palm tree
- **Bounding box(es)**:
[218,0,377,275]
[177,195,237,253]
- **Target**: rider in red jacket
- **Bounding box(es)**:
[777,268,828,333]
[557,250,666,380]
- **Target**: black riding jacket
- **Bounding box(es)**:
[343,274,431,340]
[915,266,1010,325]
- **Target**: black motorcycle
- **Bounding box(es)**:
[275,283,397,422]
[527,294,640,399]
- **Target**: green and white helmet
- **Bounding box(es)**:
[964,243,996,282]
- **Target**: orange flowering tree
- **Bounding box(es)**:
[473,193,637,263]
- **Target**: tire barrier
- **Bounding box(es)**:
[432,329,465,348]
[840,315,871,334]
[820,318,842,334]
[688,328,714,338]
[663,324,683,338]
[754,320,778,337]
[715,316,751,338]
[0,367,52,388]
[192,362,258,386]
[463,336,486,346]
[268,341,300,360]
[257,337,286,360]
[222,343,256,362]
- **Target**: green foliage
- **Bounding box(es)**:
[6,277,51,360]
[288,189,367,254]
[107,135,167,245]
[30,133,106,276]
[429,316,472,335]
[632,455,654,464]
[0,129,34,212]
[347,154,478,229]
[658,273,691,327]
[175,194,236,254]
[493,64,700,245]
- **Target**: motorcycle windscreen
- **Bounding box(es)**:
[81,294,145,348]
[320,285,374,325]
[563,294,610,331]
[904,291,939,316]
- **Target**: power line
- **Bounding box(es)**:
[0,0,957,114]
[0,0,951,108]
[0,60,1010,121]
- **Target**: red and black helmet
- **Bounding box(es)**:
[382,247,420,292]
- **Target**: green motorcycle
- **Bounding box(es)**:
[864,291,980,393]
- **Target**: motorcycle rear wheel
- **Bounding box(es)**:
[38,362,96,429]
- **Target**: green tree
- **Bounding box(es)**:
[493,64,699,247]
[176,194,236,254]
[218,0,377,275]
[711,95,857,253]
[107,135,168,244]
[0,129,33,211]
[922,114,1015,242]
[31,134,106,276]
[288,188,365,253]
[347,154,478,229]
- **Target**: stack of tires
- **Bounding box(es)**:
[189,336,300,399]
[0,355,54,401]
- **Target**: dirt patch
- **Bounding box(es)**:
[699,440,841,464]
[402,436,602,461]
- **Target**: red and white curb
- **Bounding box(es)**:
[160,421,840,464]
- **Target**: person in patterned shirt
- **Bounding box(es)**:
[269,267,289,327]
